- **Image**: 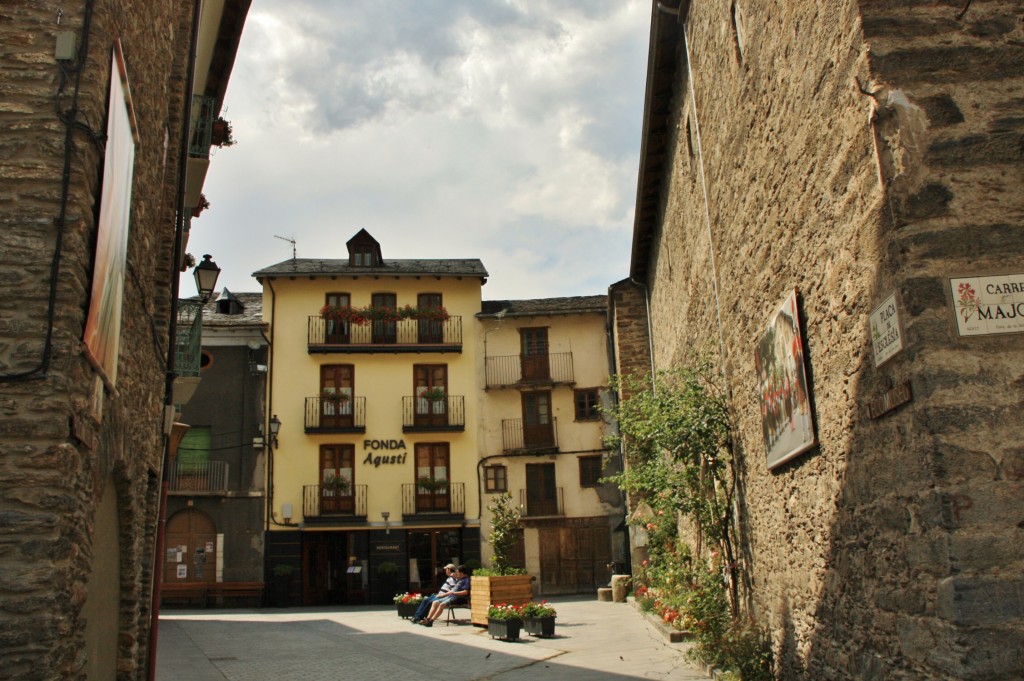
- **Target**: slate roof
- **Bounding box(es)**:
[199,290,264,327]
[252,258,488,280]
[478,295,608,318]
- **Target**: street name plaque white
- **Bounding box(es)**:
[869,292,903,367]
[950,274,1024,337]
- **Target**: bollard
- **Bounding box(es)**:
[597,587,613,602]
[610,574,630,603]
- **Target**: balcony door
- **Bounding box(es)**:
[320,445,354,514]
[522,391,553,448]
[325,292,350,343]
[417,293,443,343]
[520,327,550,381]
[526,463,558,517]
[415,443,450,512]
[414,364,447,427]
[320,365,353,429]
[372,293,397,343]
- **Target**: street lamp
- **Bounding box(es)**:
[192,254,221,302]
[268,414,281,449]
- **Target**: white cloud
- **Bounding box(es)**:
[183,0,648,301]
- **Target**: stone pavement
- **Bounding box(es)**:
[155,595,709,680]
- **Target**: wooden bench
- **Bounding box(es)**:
[445,601,471,626]
[161,581,265,608]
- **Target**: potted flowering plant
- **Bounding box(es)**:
[521,601,557,637]
[394,592,425,618]
[418,387,446,403]
[322,474,350,494]
[417,476,449,493]
[487,603,524,641]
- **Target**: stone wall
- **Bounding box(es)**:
[631,0,1023,678]
[0,1,195,678]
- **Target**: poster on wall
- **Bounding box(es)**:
[82,41,138,392]
[755,289,817,469]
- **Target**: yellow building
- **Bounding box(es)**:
[255,230,487,605]
[477,297,628,595]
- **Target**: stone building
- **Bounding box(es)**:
[477,296,628,594]
[619,1,1023,679]
[163,291,267,604]
[0,1,247,678]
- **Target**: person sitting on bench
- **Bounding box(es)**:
[419,566,470,627]
[411,563,457,624]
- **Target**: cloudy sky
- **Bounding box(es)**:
[182,1,651,301]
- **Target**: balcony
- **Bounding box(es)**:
[519,487,564,518]
[304,396,367,433]
[168,460,228,494]
[401,482,465,522]
[485,352,575,389]
[189,94,216,158]
[172,300,204,405]
[501,417,559,453]
[302,484,368,524]
[307,316,463,354]
[401,395,465,432]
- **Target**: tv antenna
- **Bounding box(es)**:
[274,235,296,261]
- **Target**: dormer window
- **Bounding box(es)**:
[353,246,374,267]
[346,229,382,267]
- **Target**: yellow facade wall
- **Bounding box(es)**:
[477,310,617,574]
[264,274,483,530]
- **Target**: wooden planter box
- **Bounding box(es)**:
[396,602,420,618]
[487,617,523,641]
[524,615,556,638]
[470,574,533,626]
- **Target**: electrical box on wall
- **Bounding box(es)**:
[55,32,77,60]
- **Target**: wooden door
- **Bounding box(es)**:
[302,534,328,605]
[538,520,612,594]
[417,293,443,343]
[414,443,450,512]
[320,365,353,428]
[165,509,216,584]
[325,292,350,343]
[372,293,397,343]
[522,391,553,448]
[526,463,558,516]
[414,364,448,427]
[320,445,355,514]
[520,328,549,381]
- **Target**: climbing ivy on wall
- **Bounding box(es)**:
[604,356,773,679]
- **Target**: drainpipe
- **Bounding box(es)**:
[148,0,202,678]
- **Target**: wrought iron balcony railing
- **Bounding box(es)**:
[307,316,462,353]
[174,300,204,379]
[304,396,367,433]
[401,395,465,432]
[168,460,228,493]
[302,483,368,521]
[401,482,465,518]
[519,487,564,517]
[189,94,215,158]
[484,352,574,388]
[501,417,558,453]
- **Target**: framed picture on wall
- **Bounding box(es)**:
[82,41,138,391]
[755,289,817,469]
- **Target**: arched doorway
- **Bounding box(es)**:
[165,508,216,584]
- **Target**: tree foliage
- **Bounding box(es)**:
[487,492,523,575]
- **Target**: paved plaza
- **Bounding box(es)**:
[155,595,708,680]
